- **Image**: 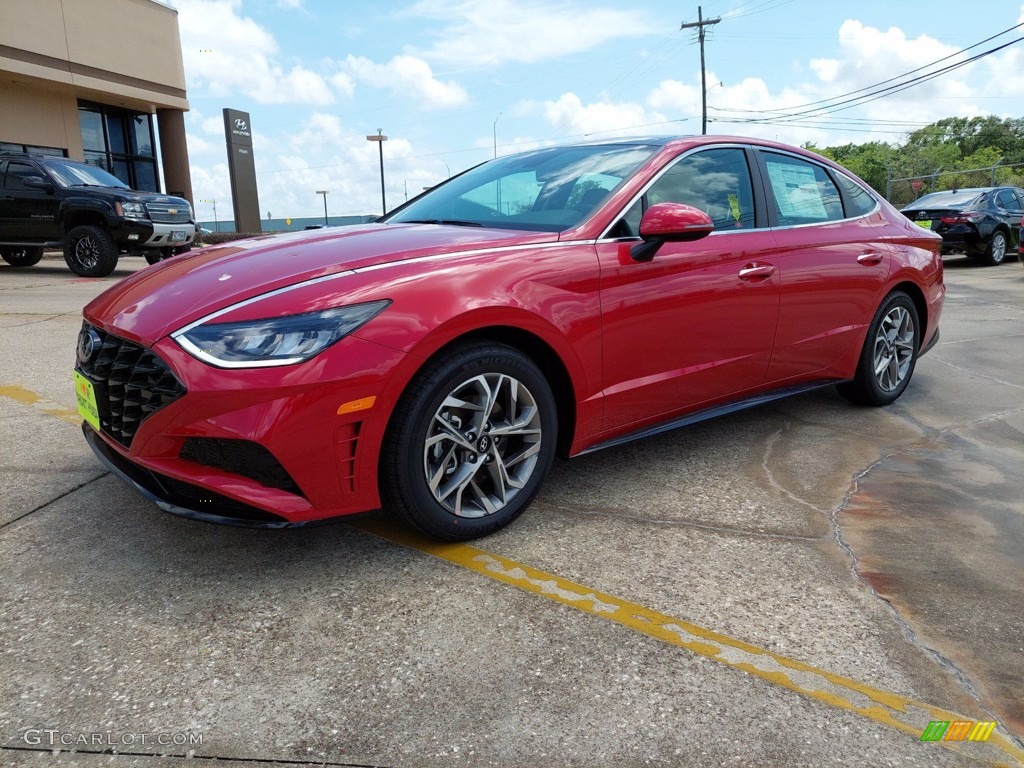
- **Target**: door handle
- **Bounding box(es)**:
[738,263,775,281]
[857,252,883,266]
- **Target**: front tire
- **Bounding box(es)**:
[1,246,43,267]
[63,226,118,277]
[380,342,558,541]
[981,230,1007,266]
[838,291,920,406]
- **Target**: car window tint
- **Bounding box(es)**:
[995,189,1021,211]
[3,161,40,191]
[645,148,756,231]
[834,172,877,218]
[763,152,843,225]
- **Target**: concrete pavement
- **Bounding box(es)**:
[1,256,1022,767]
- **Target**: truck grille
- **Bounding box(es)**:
[146,201,192,224]
[78,324,186,448]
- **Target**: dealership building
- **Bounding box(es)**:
[0,0,193,203]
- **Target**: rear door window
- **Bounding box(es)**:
[762,152,843,226]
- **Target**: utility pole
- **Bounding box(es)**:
[681,6,720,135]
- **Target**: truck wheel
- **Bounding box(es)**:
[64,226,118,277]
[1,246,44,267]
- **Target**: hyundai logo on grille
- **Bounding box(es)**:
[77,327,102,365]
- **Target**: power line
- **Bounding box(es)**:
[710,21,1023,121]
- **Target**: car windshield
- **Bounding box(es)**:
[385,143,659,232]
[904,190,984,210]
[43,159,130,189]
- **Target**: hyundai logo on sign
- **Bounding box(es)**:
[231,115,251,139]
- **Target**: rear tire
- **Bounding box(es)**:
[980,230,1007,266]
[63,226,118,277]
[838,291,920,407]
[1,246,44,267]
[380,342,557,541]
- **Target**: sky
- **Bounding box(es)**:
[164,0,1024,225]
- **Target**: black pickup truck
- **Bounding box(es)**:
[0,152,196,277]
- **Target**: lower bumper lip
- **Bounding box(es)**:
[82,422,305,529]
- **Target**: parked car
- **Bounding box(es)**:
[75,136,944,540]
[900,186,1024,266]
[0,152,196,277]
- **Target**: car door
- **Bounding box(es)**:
[757,150,891,384]
[1,159,60,241]
[597,146,780,430]
[994,189,1023,247]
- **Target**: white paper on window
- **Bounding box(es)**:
[766,162,828,219]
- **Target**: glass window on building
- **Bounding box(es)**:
[0,142,66,157]
[77,101,160,192]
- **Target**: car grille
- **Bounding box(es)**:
[146,201,191,224]
[179,438,304,496]
[78,324,186,448]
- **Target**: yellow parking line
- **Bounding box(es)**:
[6,381,1020,764]
[0,384,80,425]
[353,518,1024,766]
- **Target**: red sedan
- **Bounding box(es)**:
[75,136,944,540]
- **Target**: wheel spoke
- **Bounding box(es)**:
[430,413,475,451]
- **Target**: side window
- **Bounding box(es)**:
[834,172,877,218]
[647,148,755,231]
[3,161,41,191]
[609,147,756,238]
[995,189,1021,212]
[763,152,843,225]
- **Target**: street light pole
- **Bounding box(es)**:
[316,190,329,226]
[493,112,502,158]
[366,129,388,217]
[200,198,219,232]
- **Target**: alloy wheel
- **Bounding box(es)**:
[74,236,101,270]
[990,233,1006,263]
[872,306,915,392]
[423,372,542,518]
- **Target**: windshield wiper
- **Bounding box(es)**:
[402,219,485,227]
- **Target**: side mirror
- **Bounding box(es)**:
[23,176,54,193]
[630,202,714,262]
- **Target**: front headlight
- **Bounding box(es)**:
[172,301,390,368]
[117,201,148,218]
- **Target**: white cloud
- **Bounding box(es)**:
[345,54,468,109]
[544,92,669,138]
[406,0,656,67]
[170,0,337,105]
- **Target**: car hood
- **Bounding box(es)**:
[84,223,556,344]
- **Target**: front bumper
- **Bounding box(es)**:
[83,423,297,528]
[141,221,196,248]
[77,324,410,526]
